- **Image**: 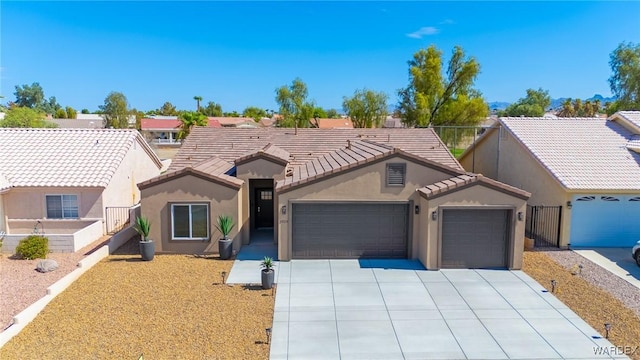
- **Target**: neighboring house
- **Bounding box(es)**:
[140,117,222,145]
[0,129,163,253]
[212,117,258,128]
[315,118,354,129]
[138,128,529,270]
[459,111,640,248]
[383,116,405,128]
[75,113,136,127]
[49,118,104,129]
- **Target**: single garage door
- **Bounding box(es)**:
[570,195,640,247]
[441,209,510,268]
[292,203,409,259]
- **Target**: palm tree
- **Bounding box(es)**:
[177,111,208,140]
[193,96,203,112]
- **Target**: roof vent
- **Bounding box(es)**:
[347,140,352,150]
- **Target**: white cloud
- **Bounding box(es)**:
[406,27,439,39]
[440,19,455,25]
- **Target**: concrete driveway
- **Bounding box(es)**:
[573,247,640,290]
[265,259,625,360]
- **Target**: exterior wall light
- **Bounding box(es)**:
[517,212,524,221]
[281,205,286,215]
[566,201,572,209]
[431,211,437,221]
[414,205,420,215]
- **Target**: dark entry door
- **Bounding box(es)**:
[255,188,274,228]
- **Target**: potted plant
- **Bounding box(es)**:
[134,216,154,261]
[261,256,275,289]
[215,215,235,260]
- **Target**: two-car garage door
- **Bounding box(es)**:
[291,203,409,259]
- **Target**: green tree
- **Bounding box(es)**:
[65,106,77,119]
[194,96,203,112]
[243,106,267,121]
[14,82,45,108]
[81,108,90,114]
[200,101,223,116]
[224,111,240,117]
[54,108,67,119]
[131,108,145,130]
[557,98,575,117]
[326,108,339,118]
[499,88,550,117]
[397,45,488,127]
[158,101,178,116]
[99,91,130,128]
[342,89,388,128]
[0,107,57,128]
[608,42,640,111]
[275,78,315,128]
[177,111,208,139]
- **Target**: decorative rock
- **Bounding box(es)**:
[36,259,59,273]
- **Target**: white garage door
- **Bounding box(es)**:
[570,195,640,247]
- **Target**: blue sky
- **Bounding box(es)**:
[2,1,639,113]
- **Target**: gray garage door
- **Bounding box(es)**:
[292,203,409,259]
[441,209,510,268]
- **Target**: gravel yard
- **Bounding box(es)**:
[523,251,640,360]
[0,254,274,359]
[0,237,110,331]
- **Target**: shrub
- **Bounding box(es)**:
[15,235,49,260]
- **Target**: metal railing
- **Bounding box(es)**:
[525,205,562,248]
[105,206,133,234]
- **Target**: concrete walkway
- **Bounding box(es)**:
[226,229,279,284]
[573,248,640,290]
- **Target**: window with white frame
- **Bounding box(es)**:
[46,195,79,219]
[171,204,209,240]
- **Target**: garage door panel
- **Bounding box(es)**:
[442,209,509,269]
[292,203,409,259]
[570,195,640,247]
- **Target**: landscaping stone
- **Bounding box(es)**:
[0,254,274,360]
[36,259,59,273]
[523,251,640,360]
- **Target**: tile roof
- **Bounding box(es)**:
[210,117,256,126]
[0,128,161,189]
[615,111,640,129]
[500,117,640,190]
[49,118,104,129]
[418,174,530,200]
[316,118,354,129]
[138,156,243,190]
[277,140,465,192]
[170,128,462,172]
[140,118,221,130]
[235,143,291,166]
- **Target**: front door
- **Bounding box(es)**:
[255,188,274,228]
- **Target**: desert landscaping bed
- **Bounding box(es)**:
[0,254,274,359]
[523,251,640,360]
[0,236,110,331]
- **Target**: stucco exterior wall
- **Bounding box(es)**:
[459,128,500,178]
[139,174,242,254]
[276,156,456,260]
[102,139,162,210]
[420,185,528,270]
[0,194,5,232]
[2,188,103,225]
[460,125,573,246]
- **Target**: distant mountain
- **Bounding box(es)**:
[489,94,616,111]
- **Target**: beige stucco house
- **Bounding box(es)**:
[139,128,529,270]
[459,111,640,248]
[0,128,163,253]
